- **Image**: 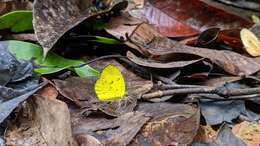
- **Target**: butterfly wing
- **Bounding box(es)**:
[95,64,126,101]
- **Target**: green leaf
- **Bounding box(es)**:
[4,40,99,77]
[0,11,33,32]
[93,36,120,44]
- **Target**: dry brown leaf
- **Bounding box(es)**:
[232,121,260,146]
[33,0,128,57]
[193,125,218,143]
[72,112,150,146]
[5,85,75,146]
[132,103,200,145]
[241,28,260,57]
[127,51,202,69]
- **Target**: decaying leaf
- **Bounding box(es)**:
[216,0,260,12]
[5,85,75,146]
[0,46,42,123]
[131,103,200,145]
[73,112,150,146]
[127,51,202,69]
[232,121,260,146]
[193,125,218,144]
[200,100,246,125]
[33,0,128,57]
[130,0,253,37]
[241,28,260,57]
[193,124,247,146]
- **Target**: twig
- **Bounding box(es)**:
[191,93,260,101]
[74,54,127,68]
[142,86,260,99]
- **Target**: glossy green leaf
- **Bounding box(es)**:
[5,40,99,77]
[0,11,33,32]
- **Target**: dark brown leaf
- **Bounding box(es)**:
[5,87,75,146]
[33,0,128,56]
[127,51,202,69]
[131,0,253,37]
[73,112,150,146]
[131,103,200,145]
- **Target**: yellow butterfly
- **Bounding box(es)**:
[95,64,126,101]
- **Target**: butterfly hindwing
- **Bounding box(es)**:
[95,64,126,101]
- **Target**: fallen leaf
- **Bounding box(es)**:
[0,46,42,123]
[127,51,202,69]
[200,100,246,125]
[33,0,128,57]
[131,0,253,37]
[241,28,260,57]
[75,134,101,146]
[192,124,247,146]
[5,86,75,146]
[73,112,150,146]
[216,0,260,12]
[193,125,218,143]
[131,103,200,145]
[232,121,260,146]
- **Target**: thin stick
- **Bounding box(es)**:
[74,55,127,68]
[142,86,260,99]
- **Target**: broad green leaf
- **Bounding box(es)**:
[5,40,99,77]
[0,11,33,32]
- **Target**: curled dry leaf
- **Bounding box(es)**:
[33,0,128,57]
[241,28,260,57]
[106,15,260,75]
[127,51,202,69]
[5,86,75,146]
[132,103,200,145]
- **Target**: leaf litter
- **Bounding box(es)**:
[1,0,260,145]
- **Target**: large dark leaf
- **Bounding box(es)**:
[132,0,253,37]
[33,0,128,57]
[200,100,246,125]
[0,46,42,123]
[72,112,150,146]
[131,103,200,145]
